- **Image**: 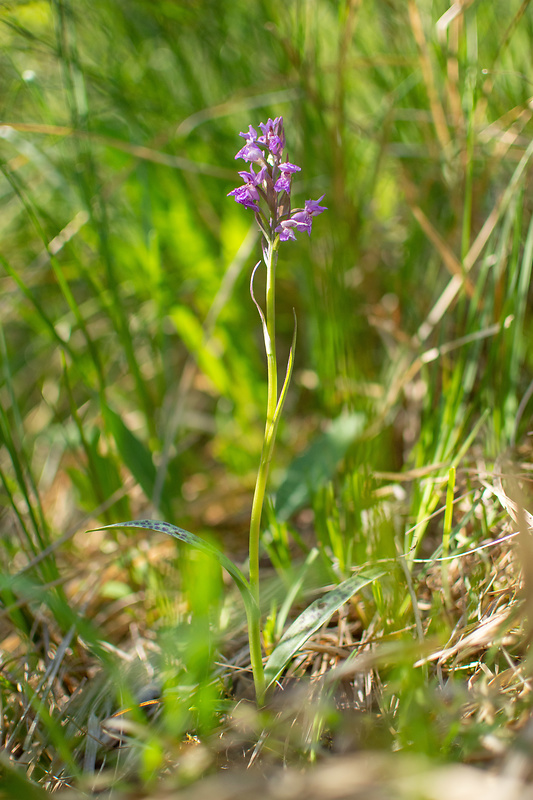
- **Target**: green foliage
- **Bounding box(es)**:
[275,412,366,523]
[263,567,385,691]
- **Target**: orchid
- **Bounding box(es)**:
[226,117,326,702]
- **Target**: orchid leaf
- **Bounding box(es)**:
[89,520,256,616]
[264,567,385,692]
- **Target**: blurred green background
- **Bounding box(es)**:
[2,0,530,533]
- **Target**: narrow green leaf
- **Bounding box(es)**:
[170,306,230,395]
[264,568,385,692]
[89,519,256,616]
[0,753,51,800]
[102,404,156,501]
[275,412,366,521]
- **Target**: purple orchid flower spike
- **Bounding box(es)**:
[228,116,326,244]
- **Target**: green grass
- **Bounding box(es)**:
[0,0,532,795]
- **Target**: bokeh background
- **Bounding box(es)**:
[2,1,531,530]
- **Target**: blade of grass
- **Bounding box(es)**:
[441,466,456,608]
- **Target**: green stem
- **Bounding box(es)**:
[265,242,278,423]
[245,594,266,705]
[248,238,279,704]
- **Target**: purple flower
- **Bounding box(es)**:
[305,195,327,216]
[227,184,260,211]
[235,124,266,162]
[275,220,298,242]
[290,211,313,235]
[228,164,268,210]
[274,161,301,194]
[238,165,267,188]
[276,210,313,240]
[239,124,258,143]
[274,195,327,240]
[235,141,265,163]
[258,117,285,156]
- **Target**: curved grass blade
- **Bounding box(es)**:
[264,567,385,693]
[88,520,256,616]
